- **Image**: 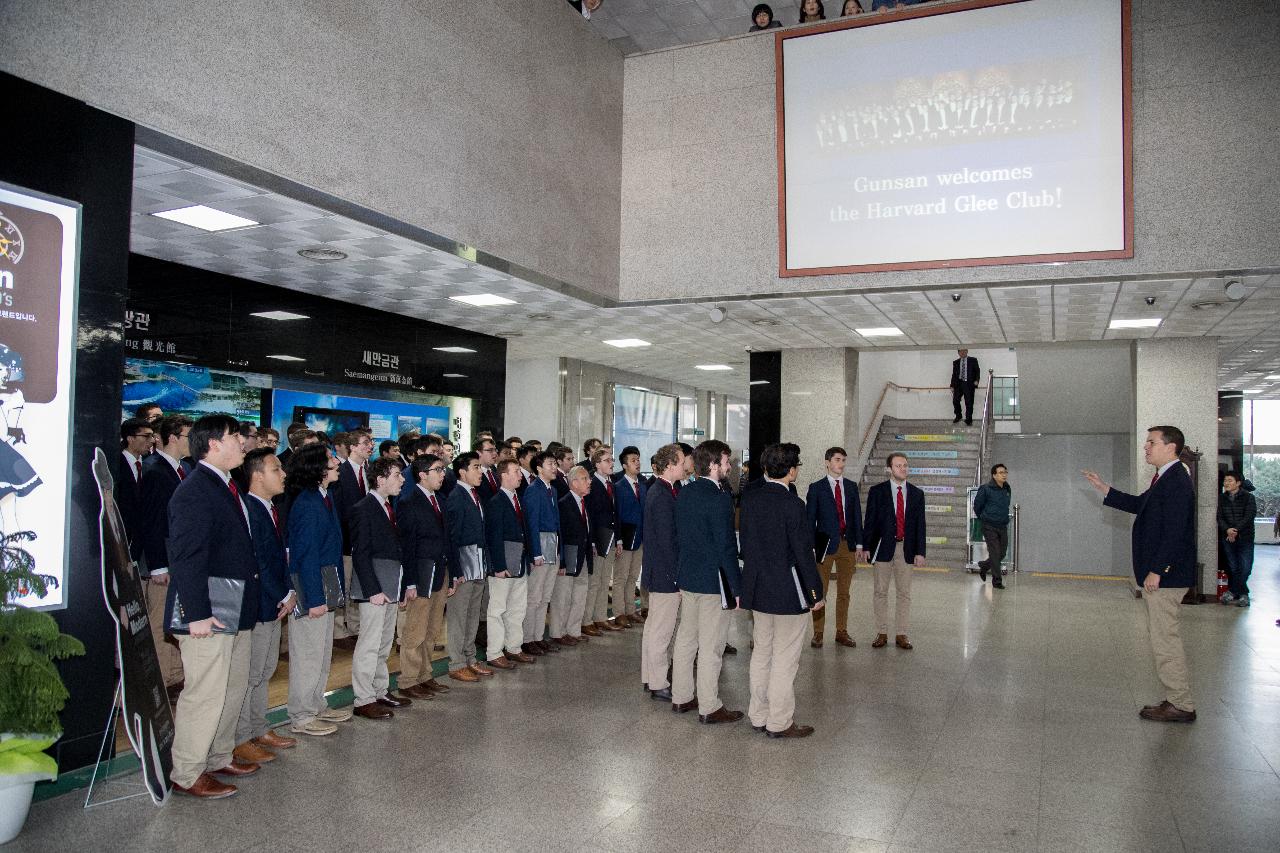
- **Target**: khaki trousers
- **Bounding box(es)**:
[171,630,251,787]
[398,591,447,688]
[1142,586,1195,711]
[446,579,486,670]
[587,547,616,623]
[671,591,730,715]
[549,571,589,638]
[235,619,281,744]
[333,555,361,639]
[872,551,913,635]
[487,575,529,658]
[812,541,855,635]
[641,591,681,689]
[522,561,558,643]
[614,546,644,617]
[287,610,334,726]
[749,611,809,732]
[352,600,398,706]
[145,577,184,686]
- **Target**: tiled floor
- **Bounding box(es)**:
[12,551,1280,853]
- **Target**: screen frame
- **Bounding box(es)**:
[774,0,1133,278]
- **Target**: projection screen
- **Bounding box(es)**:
[776,0,1131,276]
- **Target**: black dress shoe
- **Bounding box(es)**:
[953,417,961,424]
[377,695,411,708]
[992,581,1005,589]
[978,566,988,582]
[699,707,744,725]
[751,724,766,733]
[723,644,738,655]
[649,687,672,701]
[672,699,698,714]
[766,723,815,739]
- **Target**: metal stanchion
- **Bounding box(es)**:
[1011,504,1020,574]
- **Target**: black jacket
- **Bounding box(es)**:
[486,489,531,578]
[739,481,822,614]
[951,356,981,389]
[675,477,740,597]
[246,494,292,623]
[115,452,145,563]
[806,475,863,556]
[350,493,401,600]
[164,463,260,632]
[864,480,927,564]
[1218,489,1257,542]
[585,473,619,556]
[139,452,184,575]
[558,492,594,577]
[445,484,487,581]
[640,478,679,594]
[397,486,449,594]
[1104,463,1196,587]
[332,458,368,556]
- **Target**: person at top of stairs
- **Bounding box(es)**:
[950,348,980,426]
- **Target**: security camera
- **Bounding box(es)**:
[744,345,754,353]
[1144,296,1156,306]
[951,292,962,302]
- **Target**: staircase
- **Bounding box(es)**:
[858,417,980,569]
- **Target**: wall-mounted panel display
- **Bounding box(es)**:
[777,0,1131,275]
[270,387,450,443]
[121,358,270,423]
[0,182,80,609]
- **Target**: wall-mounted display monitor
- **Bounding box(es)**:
[293,406,368,435]
[613,386,678,472]
[776,0,1131,276]
[270,387,451,444]
[121,358,269,423]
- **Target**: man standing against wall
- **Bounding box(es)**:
[1084,426,1197,723]
[1217,470,1257,607]
[950,348,980,426]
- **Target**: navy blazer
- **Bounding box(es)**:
[863,480,927,564]
[675,477,740,597]
[164,464,260,632]
[1103,463,1196,587]
[551,472,570,499]
[287,489,344,610]
[951,356,981,389]
[585,473,619,556]
[139,452,183,574]
[523,477,560,560]
[739,481,822,614]
[332,458,368,555]
[614,475,647,549]
[350,494,402,600]
[640,478,679,594]
[806,476,863,556]
[115,452,145,562]
[246,495,292,623]
[445,484,487,581]
[558,492,594,577]
[397,486,449,594]
[477,467,501,503]
[486,489,531,577]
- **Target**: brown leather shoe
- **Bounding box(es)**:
[509,651,536,664]
[615,614,631,628]
[810,633,823,648]
[449,667,479,683]
[210,760,259,777]
[574,633,589,643]
[699,707,745,725]
[1142,699,1169,712]
[835,631,856,648]
[871,634,888,648]
[598,620,623,632]
[172,772,237,799]
[766,723,815,739]
[233,742,275,765]
[1139,703,1196,723]
[631,612,646,624]
[672,699,698,713]
[470,663,494,677]
[377,694,410,707]
[487,655,516,670]
[537,639,560,653]
[521,642,545,656]
[895,635,913,650]
[399,684,434,700]
[581,624,602,637]
[554,636,578,647]
[354,703,393,720]
[253,730,296,750]
[424,678,449,693]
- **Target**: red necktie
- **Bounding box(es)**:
[605,480,614,502]
[895,486,905,540]
[632,479,640,501]
[579,498,589,531]
[834,480,846,534]
[470,489,482,511]
[357,464,366,495]
[668,481,677,498]
[228,478,240,500]
[323,493,333,512]
[176,465,185,481]
[512,493,524,524]
[135,460,142,481]
[385,501,396,530]
[1150,472,1159,488]
[428,494,442,518]
[270,504,283,542]
[487,470,498,491]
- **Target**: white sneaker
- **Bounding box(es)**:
[318,706,353,722]
[1220,592,1236,604]
[1236,595,1251,608]
[290,719,338,736]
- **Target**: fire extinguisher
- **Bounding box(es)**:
[1217,567,1229,601]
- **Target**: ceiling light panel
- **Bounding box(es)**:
[152,204,259,232]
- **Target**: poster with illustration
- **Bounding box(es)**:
[0,182,80,609]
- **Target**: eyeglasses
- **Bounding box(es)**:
[427,466,446,474]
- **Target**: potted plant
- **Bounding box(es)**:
[0,530,84,844]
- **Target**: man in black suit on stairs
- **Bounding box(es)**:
[950,348,980,426]
[863,452,926,650]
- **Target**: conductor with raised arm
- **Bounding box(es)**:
[1083,425,1197,723]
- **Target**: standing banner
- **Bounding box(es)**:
[0,182,78,608]
[93,448,173,804]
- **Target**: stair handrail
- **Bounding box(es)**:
[854,381,955,483]
[974,369,995,487]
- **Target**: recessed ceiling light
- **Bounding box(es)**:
[297,247,348,262]
[1266,375,1280,380]
[1243,388,1264,394]
[1109,318,1161,329]
[749,380,770,385]
[855,327,904,337]
[695,364,734,371]
[442,373,467,378]
[267,354,305,362]
[1191,300,1226,310]
[604,339,651,348]
[250,310,310,321]
[788,391,814,396]
[750,318,780,327]
[433,346,477,354]
[528,313,554,322]
[449,293,517,307]
[152,204,258,232]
